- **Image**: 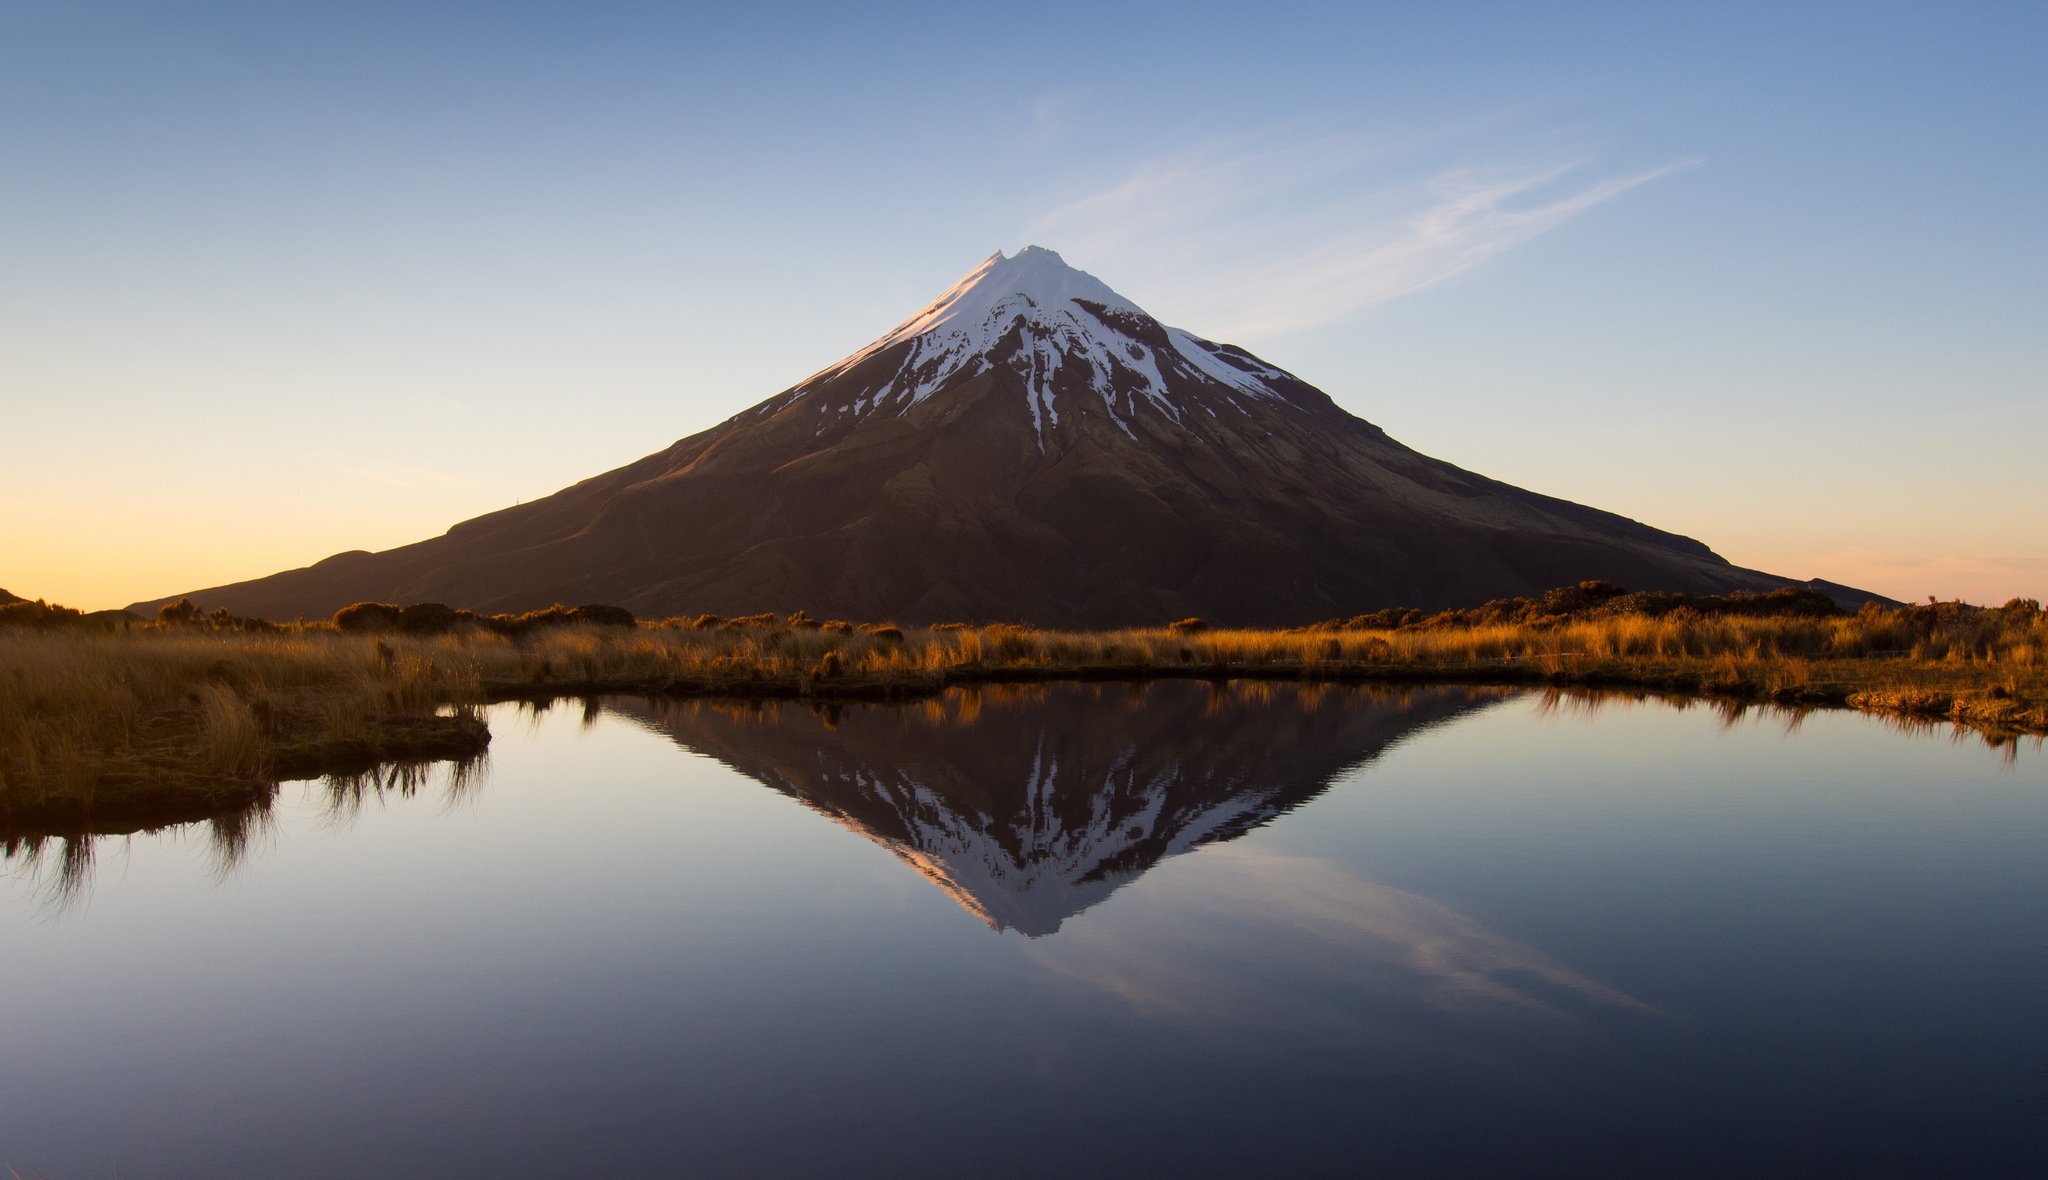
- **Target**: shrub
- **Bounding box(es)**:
[1540,581,1627,616]
[1602,591,1688,618]
[691,614,726,630]
[1725,587,1842,618]
[492,606,572,636]
[158,598,203,626]
[333,602,405,632]
[1167,617,1210,634]
[475,603,636,637]
[151,599,278,632]
[0,599,87,630]
[1346,582,1850,633]
[1345,608,1424,630]
[397,603,463,635]
[567,604,636,628]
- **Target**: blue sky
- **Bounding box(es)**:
[3,1,2043,608]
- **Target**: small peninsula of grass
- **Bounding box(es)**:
[2,583,2043,827]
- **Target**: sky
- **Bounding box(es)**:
[3,0,2043,610]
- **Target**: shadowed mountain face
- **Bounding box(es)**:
[138,247,1791,625]
[607,682,1503,936]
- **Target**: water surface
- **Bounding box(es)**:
[5,684,2045,1177]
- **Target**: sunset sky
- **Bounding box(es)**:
[4,1,2042,610]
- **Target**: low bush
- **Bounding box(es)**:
[1349,582,1851,631]
[0,599,89,630]
[158,598,203,626]
[399,603,463,634]
[567,604,636,628]
[334,601,637,638]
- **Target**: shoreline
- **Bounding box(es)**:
[5,600,2043,830]
[4,661,2039,837]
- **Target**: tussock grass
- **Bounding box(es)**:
[5,592,2044,822]
[0,628,489,822]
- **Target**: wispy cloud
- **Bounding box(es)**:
[1026,131,1697,338]
[1031,846,1656,1026]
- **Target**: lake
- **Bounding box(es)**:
[5,683,2046,1177]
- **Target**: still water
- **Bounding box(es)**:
[5,684,2046,1177]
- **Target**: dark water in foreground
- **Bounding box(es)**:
[5,684,2047,1178]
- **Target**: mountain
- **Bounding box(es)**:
[605,682,1501,936]
[137,246,1800,626]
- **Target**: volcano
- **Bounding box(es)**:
[140,246,1795,625]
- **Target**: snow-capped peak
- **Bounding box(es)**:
[868,246,1147,351]
[769,738,1296,937]
[794,246,1300,445]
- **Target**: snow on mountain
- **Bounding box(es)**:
[805,752,1291,937]
[606,684,1499,939]
[793,246,1299,444]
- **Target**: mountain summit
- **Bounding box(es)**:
[787,245,1311,447]
[140,246,1793,625]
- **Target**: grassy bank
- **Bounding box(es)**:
[3,590,2043,824]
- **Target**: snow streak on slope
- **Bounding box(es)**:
[769,751,1289,937]
[796,246,1301,444]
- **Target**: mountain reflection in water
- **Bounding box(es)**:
[13,683,2018,915]
[10,681,2048,1176]
[606,681,1502,937]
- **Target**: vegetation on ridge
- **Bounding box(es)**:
[2,584,2043,825]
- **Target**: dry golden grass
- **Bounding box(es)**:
[5,602,2044,821]
[0,628,488,820]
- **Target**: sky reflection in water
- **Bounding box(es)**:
[4,684,2046,1178]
